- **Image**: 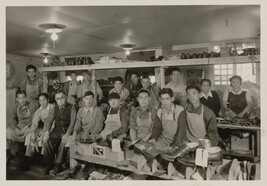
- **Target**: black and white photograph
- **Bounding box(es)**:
[2,0,266,183]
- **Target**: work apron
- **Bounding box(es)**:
[136,110,152,141]
[26,79,39,102]
[100,108,126,139]
[155,109,177,150]
[7,106,31,142]
[67,82,78,105]
[184,105,207,143]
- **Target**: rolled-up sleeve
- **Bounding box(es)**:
[91,108,104,134]
[112,107,129,137]
[66,106,77,135]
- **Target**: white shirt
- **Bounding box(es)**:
[200,90,213,99]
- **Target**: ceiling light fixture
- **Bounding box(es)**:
[120,44,136,56]
[39,23,66,49]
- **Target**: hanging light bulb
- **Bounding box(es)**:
[51,32,58,41]
[44,56,48,64]
[125,49,130,55]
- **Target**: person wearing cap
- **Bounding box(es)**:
[223,75,252,119]
[20,64,43,102]
[72,91,104,142]
[109,76,130,107]
[164,68,187,107]
[129,89,157,142]
[77,71,103,107]
[200,79,221,117]
[63,71,80,106]
[100,92,129,140]
[7,90,39,160]
[141,76,160,109]
[42,90,76,175]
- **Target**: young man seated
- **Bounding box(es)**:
[42,90,77,175]
[72,91,104,143]
[129,89,157,142]
[24,93,55,159]
[7,90,38,160]
[184,84,219,146]
[100,92,129,141]
[109,76,130,107]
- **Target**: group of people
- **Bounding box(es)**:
[6,64,252,177]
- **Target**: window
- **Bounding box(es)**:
[214,63,257,85]
[214,64,234,85]
[149,76,156,84]
[67,75,84,81]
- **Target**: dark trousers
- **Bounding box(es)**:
[43,137,69,166]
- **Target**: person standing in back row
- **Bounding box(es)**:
[164,68,187,107]
[21,64,43,102]
[63,71,80,106]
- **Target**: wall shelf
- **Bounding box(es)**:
[39,55,260,72]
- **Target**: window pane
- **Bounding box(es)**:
[221,70,227,75]
[221,64,227,69]
[67,75,83,81]
[221,81,227,85]
[221,76,227,80]
[236,64,256,83]
[228,64,233,68]
[215,70,221,75]
[228,69,233,75]
[215,81,221,85]
[214,65,220,69]
[215,76,221,80]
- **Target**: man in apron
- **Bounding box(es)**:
[130,89,156,142]
[63,71,80,106]
[141,76,160,110]
[164,68,187,107]
[20,64,43,103]
[77,71,103,107]
[100,92,129,140]
[42,90,77,175]
[109,76,130,107]
[7,90,38,159]
[24,93,54,158]
[184,85,219,147]
[72,91,104,142]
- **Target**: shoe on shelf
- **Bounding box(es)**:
[50,164,63,176]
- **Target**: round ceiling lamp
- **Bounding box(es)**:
[120,44,136,56]
[39,23,66,48]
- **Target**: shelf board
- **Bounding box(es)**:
[39,55,260,72]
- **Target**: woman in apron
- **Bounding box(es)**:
[223,75,252,119]
[20,64,42,102]
[100,92,129,140]
[7,90,38,156]
[130,89,156,142]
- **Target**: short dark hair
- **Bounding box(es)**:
[38,93,49,100]
[114,76,123,83]
[200,79,211,86]
[55,89,65,96]
[16,90,26,97]
[137,89,150,97]
[108,92,120,100]
[84,91,94,98]
[159,88,173,97]
[186,84,201,93]
[170,68,181,75]
[141,76,150,80]
[26,64,37,72]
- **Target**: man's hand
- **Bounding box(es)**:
[237,112,244,118]
[15,128,22,136]
[61,133,70,144]
[230,110,237,118]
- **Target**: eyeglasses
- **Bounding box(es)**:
[55,96,65,101]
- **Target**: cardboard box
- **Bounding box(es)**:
[76,143,92,156]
